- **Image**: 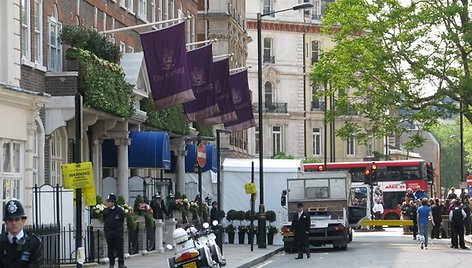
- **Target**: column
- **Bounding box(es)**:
[115,138,130,202]
[176,139,186,194]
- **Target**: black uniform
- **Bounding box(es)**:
[0,231,42,268]
[291,210,311,259]
[150,197,168,220]
[103,205,126,267]
[451,207,466,249]
[431,203,443,239]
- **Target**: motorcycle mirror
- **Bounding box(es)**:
[203,222,210,229]
[212,220,219,226]
[166,244,173,250]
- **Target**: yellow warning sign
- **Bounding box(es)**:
[62,162,95,189]
[244,183,257,194]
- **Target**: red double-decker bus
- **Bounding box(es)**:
[303,160,428,220]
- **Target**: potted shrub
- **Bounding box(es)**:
[225,224,236,244]
[235,210,246,244]
[245,210,258,244]
[266,210,277,245]
[225,209,237,243]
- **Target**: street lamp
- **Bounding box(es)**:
[257,2,314,249]
[216,128,231,253]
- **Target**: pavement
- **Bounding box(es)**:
[85,243,283,268]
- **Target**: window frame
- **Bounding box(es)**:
[272,126,282,156]
[47,6,62,71]
[312,127,322,156]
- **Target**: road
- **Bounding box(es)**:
[256,228,472,268]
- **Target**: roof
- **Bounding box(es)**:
[222,158,302,173]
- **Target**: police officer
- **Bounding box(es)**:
[0,199,42,267]
[103,193,127,268]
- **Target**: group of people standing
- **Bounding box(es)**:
[401,186,471,250]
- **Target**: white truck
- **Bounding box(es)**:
[280,171,357,251]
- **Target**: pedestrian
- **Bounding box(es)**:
[401,200,412,234]
[372,200,384,230]
[449,199,468,249]
[447,187,458,200]
[413,185,426,201]
[291,203,311,259]
[103,193,127,268]
[417,198,433,249]
[463,196,471,235]
[210,201,220,223]
[0,199,42,268]
[431,198,443,239]
[150,193,168,220]
[409,200,418,240]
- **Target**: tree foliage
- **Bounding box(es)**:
[312,0,470,147]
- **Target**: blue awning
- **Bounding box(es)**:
[101,131,171,169]
[184,143,217,173]
[185,144,197,172]
[129,131,171,169]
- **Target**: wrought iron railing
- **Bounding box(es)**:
[252,102,288,114]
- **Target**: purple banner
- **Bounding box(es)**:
[183,44,219,121]
[203,58,237,125]
[140,22,195,110]
[224,70,256,132]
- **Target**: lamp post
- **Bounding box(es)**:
[257,2,314,249]
[216,128,231,253]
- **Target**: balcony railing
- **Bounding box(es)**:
[252,102,288,114]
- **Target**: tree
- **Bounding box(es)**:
[429,123,463,192]
[312,0,469,147]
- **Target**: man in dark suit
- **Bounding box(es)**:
[291,203,311,259]
[150,193,168,220]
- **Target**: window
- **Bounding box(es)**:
[367,134,374,156]
[264,81,273,104]
[157,0,162,22]
[311,40,320,64]
[304,0,312,18]
[272,126,282,156]
[170,0,175,19]
[34,0,43,64]
[347,136,356,156]
[49,131,63,186]
[163,0,168,21]
[128,0,134,13]
[120,42,126,55]
[120,0,126,8]
[0,140,23,218]
[312,128,322,156]
[138,0,147,19]
[263,0,273,16]
[311,84,325,111]
[21,0,31,60]
[48,5,62,71]
[263,37,274,63]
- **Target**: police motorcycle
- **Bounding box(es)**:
[198,221,226,266]
[167,224,217,268]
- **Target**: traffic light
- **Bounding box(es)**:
[371,162,377,184]
[426,162,434,182]
[364,168,371,184]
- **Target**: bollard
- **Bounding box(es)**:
[155,219,164,253]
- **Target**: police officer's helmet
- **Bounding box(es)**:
[4,199,27,221]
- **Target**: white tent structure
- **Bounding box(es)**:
[221,158,302,245]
